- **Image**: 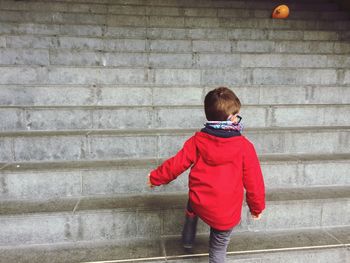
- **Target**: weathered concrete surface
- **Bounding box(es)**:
[0,0,349,261]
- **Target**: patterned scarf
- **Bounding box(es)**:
[205,121,243,132]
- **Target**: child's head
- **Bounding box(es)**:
[204,87,241,121]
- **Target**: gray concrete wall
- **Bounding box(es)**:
[0,0,349,261]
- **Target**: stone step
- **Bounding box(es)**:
[1,227,348,263]
[110,8,348,21]
[0,1,108,14]
[0,186,349,245]
[0,0,339,12]
[1,22,348,41]
[119,17,350,31]
[0,154,349,201]
[3,35,350,54]
[217,10,349,21]
[0,127,349,162]
[13,0,340,11]
[1,104,350,131]
[1,10,349,30]
[240,54,350,68]
[2,48,350,69]
[0,227,349,263]
[1,66,349,85]
[1,84,349,107]
[0,1,347,20]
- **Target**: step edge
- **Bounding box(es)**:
[1,227,349,262]
[2,46,350,54]
[1,28,348,41]
[0,1,345,13]
[0,126,350,137]
[1,153,350,172]
[1,19,349,32]
[1,185,349,216]
[1,104,350,109]
[1,83,350,88]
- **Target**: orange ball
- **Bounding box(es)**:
[272,5,290,19]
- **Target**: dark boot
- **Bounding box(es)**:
[182,214,198,249]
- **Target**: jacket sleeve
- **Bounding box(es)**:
[242,138,266,215]
[150,136,197,186]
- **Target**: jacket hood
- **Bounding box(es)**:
[194,129,242,166]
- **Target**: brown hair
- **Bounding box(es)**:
[204,87,241,121]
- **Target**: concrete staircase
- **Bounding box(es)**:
[0,0,349,262]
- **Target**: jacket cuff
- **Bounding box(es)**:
[250,205,265,216]
[150,170,162,186]
[250,210,261,216]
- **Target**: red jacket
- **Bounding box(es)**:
[150,131,265,230]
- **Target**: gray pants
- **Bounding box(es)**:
[209,227,233,263]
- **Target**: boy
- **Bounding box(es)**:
[148,87,265,263]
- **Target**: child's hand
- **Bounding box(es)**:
[147,173,154,189]
[251,213,262,220]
